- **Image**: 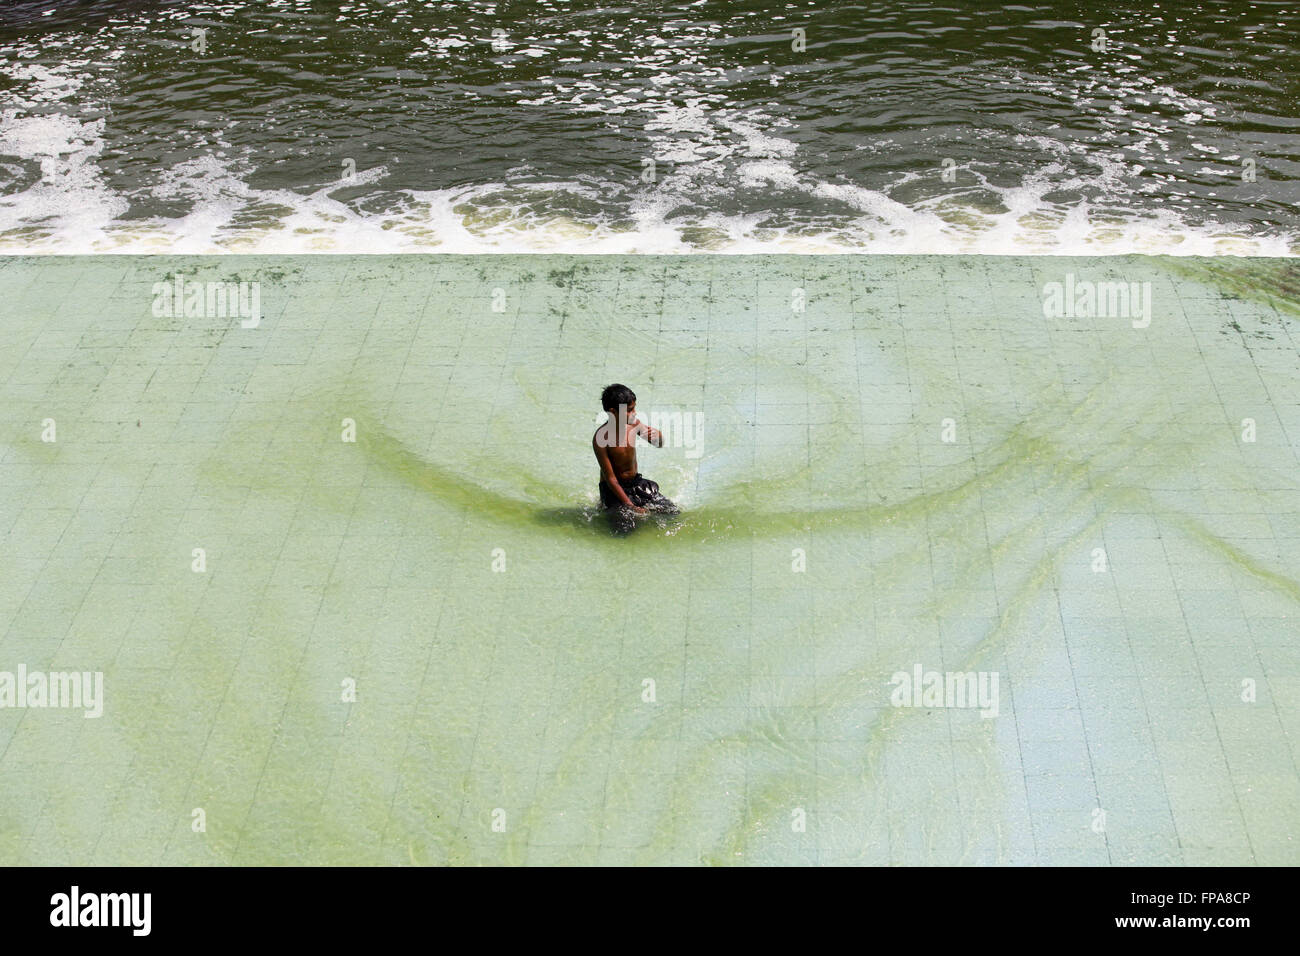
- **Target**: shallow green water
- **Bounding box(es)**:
[0,254,1297,864]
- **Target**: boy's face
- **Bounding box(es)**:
[608,401,636,422]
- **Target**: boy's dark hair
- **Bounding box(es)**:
[601,383,636,412]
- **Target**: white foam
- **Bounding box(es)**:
[0,111,128,249]
[0,92,1294,256]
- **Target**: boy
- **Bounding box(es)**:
[593,384,678,533]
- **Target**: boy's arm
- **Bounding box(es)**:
[593,437,645,512]
[634,419,663,447]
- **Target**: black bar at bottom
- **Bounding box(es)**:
[4,865,1277,942]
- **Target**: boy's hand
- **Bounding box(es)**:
[630,505,647,515]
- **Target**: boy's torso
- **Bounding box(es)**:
[595,425,639,482]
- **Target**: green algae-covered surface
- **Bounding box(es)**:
[0,254,1297,865]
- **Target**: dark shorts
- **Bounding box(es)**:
[599,474,677,531]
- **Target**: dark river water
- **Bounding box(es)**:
[2,0,1298,253]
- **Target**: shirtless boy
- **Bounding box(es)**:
[592,383,678,533]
